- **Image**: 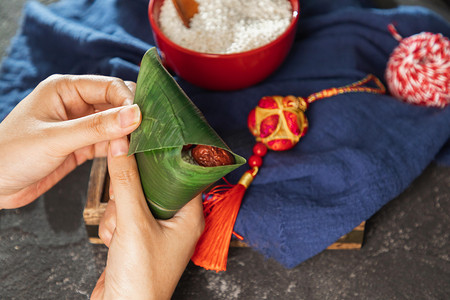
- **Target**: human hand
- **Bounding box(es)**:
[0,75,141,209]
[91,136,204,300]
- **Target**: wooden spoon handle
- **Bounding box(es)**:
[172,0,199,28]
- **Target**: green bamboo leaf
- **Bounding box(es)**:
[129,48,246,219]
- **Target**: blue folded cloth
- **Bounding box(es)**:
[1,0,449,268]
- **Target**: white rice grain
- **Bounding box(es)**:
[159,0,292,54]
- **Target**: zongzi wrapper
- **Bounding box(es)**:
[129,48,245,219]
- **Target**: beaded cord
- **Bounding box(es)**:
[307,74,386,104]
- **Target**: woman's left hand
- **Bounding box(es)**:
[0,74,141,209]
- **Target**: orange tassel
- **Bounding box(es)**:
[191,168,258,271]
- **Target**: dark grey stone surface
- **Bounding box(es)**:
[1,162,449,299]
[1,1,449,299]
[175,164,450,300]
[373,0,450,21]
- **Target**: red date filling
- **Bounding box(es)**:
[183,144,234,167]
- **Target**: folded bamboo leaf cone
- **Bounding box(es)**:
[129,48,246,219]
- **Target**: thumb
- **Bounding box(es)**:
[107,136,155,227]
[51,104,141,155]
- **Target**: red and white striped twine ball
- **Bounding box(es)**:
[385,24,450,108]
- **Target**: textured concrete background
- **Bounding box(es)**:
[1,1,449,299]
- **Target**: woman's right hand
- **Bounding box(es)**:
[91,136,204,300]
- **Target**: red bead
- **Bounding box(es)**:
[253,142,267,157]
[248,155,263,167]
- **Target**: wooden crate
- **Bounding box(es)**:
[83,158,365,249]
[84,157,110,244]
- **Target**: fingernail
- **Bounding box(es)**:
[109,186,114,200]
[118,104,140,128]
[110,137,129,157]
[123,98,134,106]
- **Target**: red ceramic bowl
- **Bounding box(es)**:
[148,0,299,91]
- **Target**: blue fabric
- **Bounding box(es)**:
[1,0,449,268]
